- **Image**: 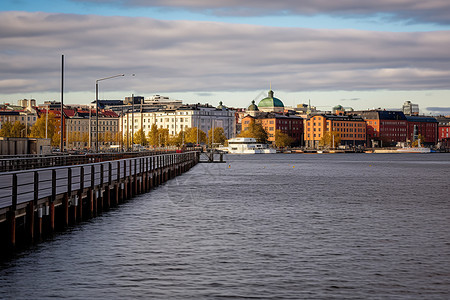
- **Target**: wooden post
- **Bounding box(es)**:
[49,202,55,232]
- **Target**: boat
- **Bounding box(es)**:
[396,139,431,153]
[396,147,431,153]
[221,137,276,154]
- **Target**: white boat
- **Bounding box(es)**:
[397,147,431,153]
[221,137,276,154]
[396,139,431,153]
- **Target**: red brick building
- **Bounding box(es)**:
[352,110,407,147]
[405,116,438,145]
[242,113,303,146]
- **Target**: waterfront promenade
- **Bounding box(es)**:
[0,151,199,252]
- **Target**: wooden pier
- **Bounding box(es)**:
[0,151,199,253]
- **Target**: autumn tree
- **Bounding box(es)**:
[30,112,57,139]
[412,134,425,147]
[134,129,148,146]
[184,127,206,144]
[157,128,169,146]
[208,127,227,146]
[238,119,268,143]
[319,131,341,148]
[148,124,158,147]
[274,130,294,148]
[0,121,13,137]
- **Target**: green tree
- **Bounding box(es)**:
[238,119,268,143]
[274,130,294,148]
[208,127,227,146]
[134,129,147,146]
[319,131,341,148]
[148,124,159,146]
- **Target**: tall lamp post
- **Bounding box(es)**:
[95,74,124,152]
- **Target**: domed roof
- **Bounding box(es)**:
[247,100,259,111]
[333,104,344,111]
[258,90,284,108]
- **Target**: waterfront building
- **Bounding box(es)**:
[352,110,407,147]
[436,117,450,150]
[405,115,438,146]
[241,113,304,146]
[121,102,235,141]
[305,114,366,148]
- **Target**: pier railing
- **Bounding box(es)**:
[0,151,198,211]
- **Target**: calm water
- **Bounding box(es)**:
[1,153,450,299]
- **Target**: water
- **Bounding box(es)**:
[1,153,450,299]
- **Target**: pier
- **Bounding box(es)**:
[0,151,199,253]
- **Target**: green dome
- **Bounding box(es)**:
[258,90,284,108]
[247,100,259,111]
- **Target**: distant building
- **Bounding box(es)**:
[121,102,235,142]
[352,110,408,147]
[405,115,438,145]
[241,113,304,146]
[305,114,366,148]
[402,101,419,116]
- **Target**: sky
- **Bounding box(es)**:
[1,0,450,115]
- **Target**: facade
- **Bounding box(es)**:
[305,114,366,148]
[121,103,235,142]
[436,116,450,150]
[402,101,419,116]
[352,110,407,147]
[405,116,438,145]
[241,113,303,145]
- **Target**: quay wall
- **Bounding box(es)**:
[0,151,199,254]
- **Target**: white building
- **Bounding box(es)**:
[121,103,235,139]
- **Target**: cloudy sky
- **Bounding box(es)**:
[1,0,450,114]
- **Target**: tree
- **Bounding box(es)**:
[238,119,268,143]
[134,129,147,146]
[11,121,26,137]
[274,130,294,148]
[157,128,169,146]
[184,127,206,144]
[30,112,58,140]
[208,127,227,146]
[319,131,341,148]
[412,134,425,147]
[0,121,13,137]
[148,124,158,147]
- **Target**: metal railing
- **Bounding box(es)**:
[0,150,181,173]
[0,151,198,210]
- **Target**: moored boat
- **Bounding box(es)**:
[221,137,276,154]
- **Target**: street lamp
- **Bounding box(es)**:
[95,74,124,152]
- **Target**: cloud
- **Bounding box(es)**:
[426,107,450,112]
[1,12,450,97]
[340,98,361,101]
[72,0,450,24]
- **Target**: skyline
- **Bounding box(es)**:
[1,0,450,115]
